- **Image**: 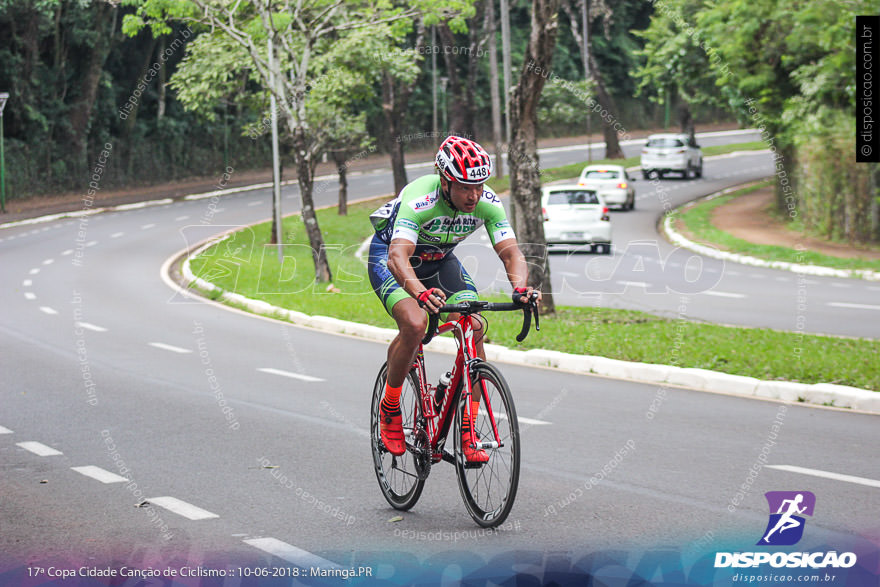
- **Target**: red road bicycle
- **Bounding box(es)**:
[370,296,539,527]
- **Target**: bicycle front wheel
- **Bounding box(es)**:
[370,362,426,510]
[454,361,520,527]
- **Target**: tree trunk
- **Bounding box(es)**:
[293,129,333,283]
[438,23,466,135]
[678,101,694,143]
[381,22,426,195]
[157,35,167,120]
[588,52,624,159]
[560,0,623,160]
[331,150,348,215]
[382,72,409,195]
[509,0,560,313]
[487,0,505,177]
[67,2,116,174]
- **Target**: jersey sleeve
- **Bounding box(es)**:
[479,189,516,246]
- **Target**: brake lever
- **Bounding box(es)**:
[530,293,540,332]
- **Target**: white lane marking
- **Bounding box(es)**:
[560,271,580,277]
[71,466,128,484]
[42,258,54,265]
[111,232,125,238]
[766,465,880,489]
[616,281,650,288]
[257,368,324,382]
[61,249,73,256]
[24,292,36,300]
[145,496,219,520]
[703,291,746,299]
[29,268,40,275]
[243,538,340,569]
[175,215,190,221]
[828,302,880,311]
[23,279,32,287]
[17,441,63,456]
[141,223,156,230]
[0,426,13,434]
[76,322,108,332]
[86,240,98,247]
[148,342,192,354]
[830,282,851,288]
[247,201,261,207]
[40,306,58,315]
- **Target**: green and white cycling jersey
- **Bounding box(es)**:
[370,175,515,258]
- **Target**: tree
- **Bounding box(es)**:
[126,0,475,282]
[376,22,428,196]
[559,0,623,158]
[508,0,560,313]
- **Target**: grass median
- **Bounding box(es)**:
[189,199,880,392]
[673,180,880,273]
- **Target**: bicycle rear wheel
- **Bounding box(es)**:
[454,361,520,527]
[370,362,426,510]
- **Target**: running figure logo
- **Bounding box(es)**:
[757,491,816,546]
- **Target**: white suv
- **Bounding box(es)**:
[640,133,702,179]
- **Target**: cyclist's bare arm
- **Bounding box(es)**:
[387,238,446,313]
[494,238,542,305]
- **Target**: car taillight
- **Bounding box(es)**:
[542,207,549,222]
[677,148,686,154]
[617,182,627,189]
[602,206,608,215]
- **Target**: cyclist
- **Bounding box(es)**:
[368,135,541,462]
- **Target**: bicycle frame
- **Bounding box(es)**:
[411,313,502,463]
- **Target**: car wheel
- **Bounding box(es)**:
[602,244,612,255]
[629,197,635,211]
[695,161,703,178]
[657,171,664,180]
[642,170,650,180]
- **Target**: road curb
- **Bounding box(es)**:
[662,183,880,281]
[172,233,879,415]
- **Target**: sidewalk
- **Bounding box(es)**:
[0,122,741,225]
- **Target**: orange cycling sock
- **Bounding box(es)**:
[382,383,403,413]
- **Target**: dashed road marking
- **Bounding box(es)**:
[76,322,108,332]
[111,232,125,238]
[257,368,324,383]
[42,258,54,265]
[40,306,58,315]
[828,302,880,311]
[0,426,13,434]
[71,466,129,484]
[616,281,650,289]
[29,268,40,275]
[830,283,851,288]
[247,201,261,207]
[243,538,340,569]
[141,223,156,230]
[767,465,880,489]
[24,292,36,300]
[61,249,73,256]
[17,441,63,456]
[86,240,98,247]
[146,496,219,520]
[23,279,32,287]
[704,291,746,298]
[149,342,192,354]
[175,215,190,221]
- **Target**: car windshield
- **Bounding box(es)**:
[583,170,620,180]
[547,191,599,205]
[647,138,684,148]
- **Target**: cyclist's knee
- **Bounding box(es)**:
[395,303,428,340]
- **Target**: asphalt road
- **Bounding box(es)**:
[1,132,878,585]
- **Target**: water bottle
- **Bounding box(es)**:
[434,371,451,406]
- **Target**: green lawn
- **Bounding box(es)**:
[674,181,880,273]
[189,199,880,392]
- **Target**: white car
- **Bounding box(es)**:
[577,164,636,211]
[640,133,702,179]
[541,185,612,254]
